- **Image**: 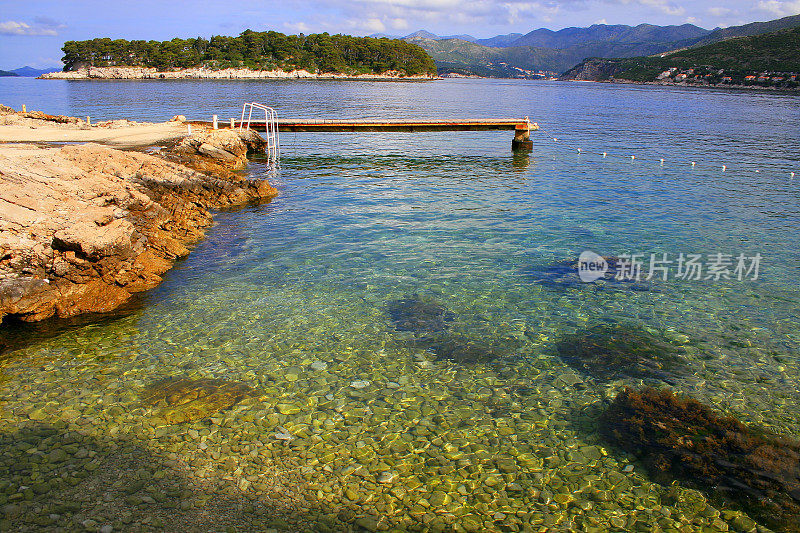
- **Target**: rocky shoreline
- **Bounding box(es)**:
[0,108,277,325]
[41,66,437,81]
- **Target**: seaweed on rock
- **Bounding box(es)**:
[601,387,800,532]
[555,323,688,383]
[386,294,455,335]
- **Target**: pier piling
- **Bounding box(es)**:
[512,123,533,152]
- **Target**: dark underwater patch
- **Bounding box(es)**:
[386,294,455,335]
[601,387,800,533]
[522,256,658,292]
[554,323,688,383]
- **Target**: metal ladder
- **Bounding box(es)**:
[240,102,280,169]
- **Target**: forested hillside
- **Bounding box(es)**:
[561,26,800,87]
[60,31,437,76]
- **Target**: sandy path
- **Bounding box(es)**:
[0,122,191,148]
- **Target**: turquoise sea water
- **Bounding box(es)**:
[1,78,800,532]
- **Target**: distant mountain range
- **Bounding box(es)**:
[0,66,62,77]
[375,14,800,76]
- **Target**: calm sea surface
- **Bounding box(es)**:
[1,77,800,531]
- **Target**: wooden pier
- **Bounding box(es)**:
[190,118,537,151]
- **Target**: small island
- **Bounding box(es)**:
[41,30,438,80]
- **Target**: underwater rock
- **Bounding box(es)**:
[523,256,656,292]
[601,387,800,532]
[140,377,255,424]
[554,323,687,383]
[423,335,504,364]
[386,294,455,334]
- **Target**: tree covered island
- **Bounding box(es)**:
[59,30,437,77]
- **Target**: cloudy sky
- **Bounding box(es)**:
[1,0,798,69]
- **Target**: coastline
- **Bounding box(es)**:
[0,107,278,325]
[40,66,438,81]
[559,77,800,93]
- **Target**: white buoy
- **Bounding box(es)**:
[631,155,635,160]
[691,161,696,167]
[792,172,796,178]
[660,159,664,165]
[602,152,607,158]
[722,165,726,171]
[553,137,558,141]
[577,148,582,153]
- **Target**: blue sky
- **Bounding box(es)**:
[1,0,799,69]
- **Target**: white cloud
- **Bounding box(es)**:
[283,21,312,33]
[685,15,700,23]
[0,20,60,36]
[638,0,686,16]
[363,17,388,32]
[755,0,800,15]
[707,6,732,16]
[595,17,609,24]
[389,17,410,29]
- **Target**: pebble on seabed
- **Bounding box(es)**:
[0,284,795,533]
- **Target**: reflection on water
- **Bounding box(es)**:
[0,79,799,531]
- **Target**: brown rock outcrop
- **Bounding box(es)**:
[167,128,267,177]
[0,135,277,324]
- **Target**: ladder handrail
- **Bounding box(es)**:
[239,102,280,169]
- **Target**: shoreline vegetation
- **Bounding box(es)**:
[0,106,277,327]
[44,31,437,80]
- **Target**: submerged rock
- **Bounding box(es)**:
[421,334,505,364]
[140,377,255,424]
[554,323,688,383]
[386,294,455,335]
[601,387,800,532]
[523,256,656,292]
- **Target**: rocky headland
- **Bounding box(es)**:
[0,107,277,324]
[41,67,436,80]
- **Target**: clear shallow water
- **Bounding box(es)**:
[1,78,800,532]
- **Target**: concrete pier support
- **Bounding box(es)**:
[512,123,533,152]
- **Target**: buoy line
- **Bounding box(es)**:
[535,125,797,178]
